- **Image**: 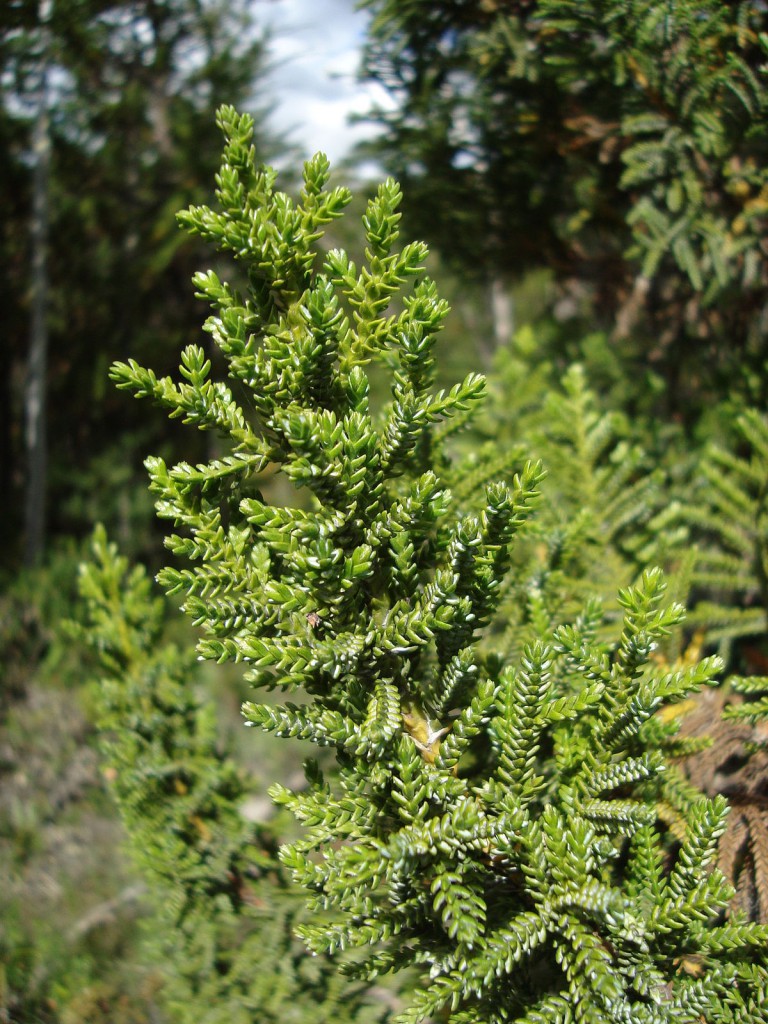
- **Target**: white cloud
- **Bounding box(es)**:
[258,0,391,168]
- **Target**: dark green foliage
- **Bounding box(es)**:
[107,108,768,1022]
[359,0,768,414]
[538,0,767,296]
[283,571,767,1024]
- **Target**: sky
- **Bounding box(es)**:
[258,0,391,170]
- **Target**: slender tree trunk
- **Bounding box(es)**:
[490,275,514,350]
[476,276,514,368]
[24,0,53,567]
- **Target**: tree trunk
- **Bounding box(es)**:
[490,275,514,350]
[24,0,53,567]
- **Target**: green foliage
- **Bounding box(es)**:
[283,572,765,1024]
[539,0,767,296]
[458,355,676,656]
[107,108,768,1022]
[674,409,768,653]
[75,524,386,1023]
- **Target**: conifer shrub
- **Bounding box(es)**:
[105,106,768,1023]
[461,355,676,647]
[75,526,388,1023]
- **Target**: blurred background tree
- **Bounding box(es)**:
[1,0,288,569]
[359,0,768,420]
